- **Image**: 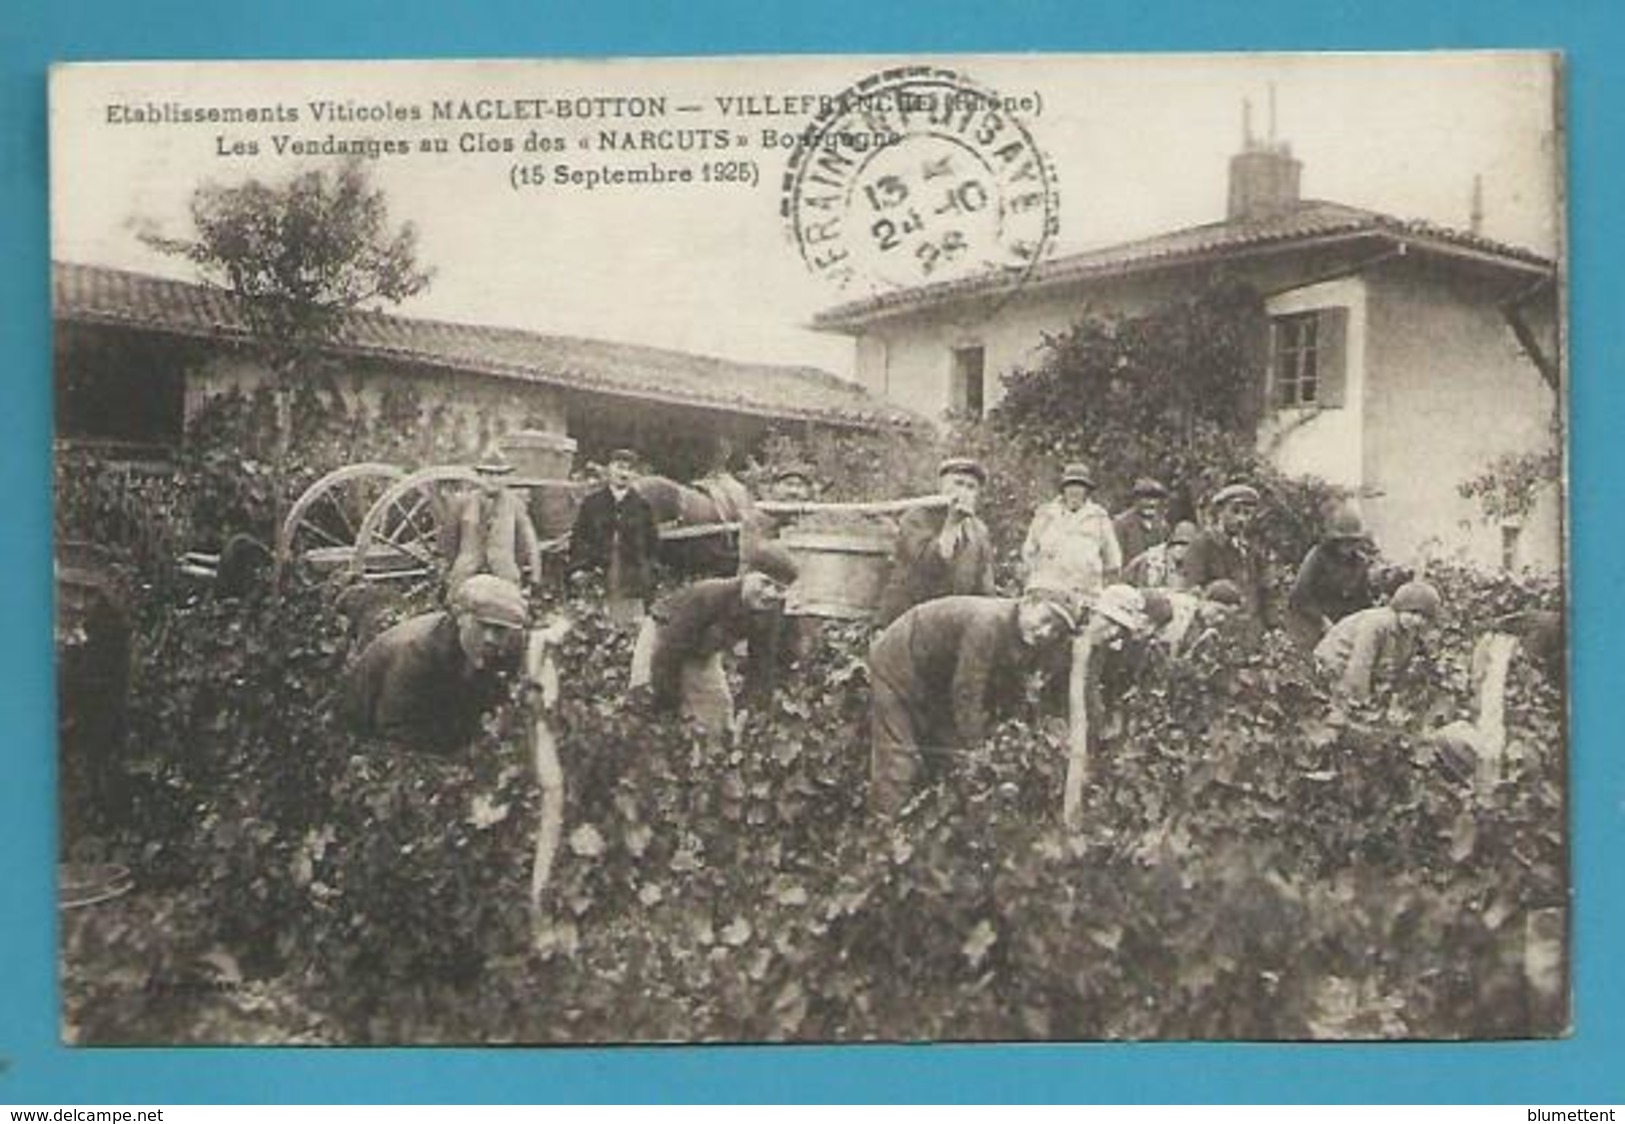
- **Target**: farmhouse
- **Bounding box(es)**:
[54,260,918,479]
[812,129,1562,573]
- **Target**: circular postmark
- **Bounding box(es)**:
[780,66,1058,303]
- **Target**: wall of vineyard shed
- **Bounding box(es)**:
[184,350,570,458]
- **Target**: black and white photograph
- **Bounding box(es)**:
[50,52,1567,1045]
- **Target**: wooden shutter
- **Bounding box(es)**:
[1264,317,1281,412]
[1315,306,1349,409]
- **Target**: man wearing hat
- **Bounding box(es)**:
[1021,462,1122,603]
[442,446,544,596]
[1287,508,1379,651]
[339,574,528,755]
[631,543,801,742]
[867,590,1078,817]
[1123,519,1198,590]
[874,456,996,628]
[1181,482,1272,638]
[1314,580,1443,701]
[769,462,816,505]
[569,447,661,626]
[1071,584,1158,744]
[1143,579,1244,658]
[1487,607,1564,688]
[738,461,819,553]
[1112,477,1172,567]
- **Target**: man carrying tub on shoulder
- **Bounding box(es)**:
[873,457,996,628]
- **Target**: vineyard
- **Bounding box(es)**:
[59,530,1566,1044]
[54,268,1567,1042]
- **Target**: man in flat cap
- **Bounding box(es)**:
[768,462,816,505]
[1142,579,1245,659]
[874,457,996,627]
[569,447,661,626]
[867,590,1077,817]
[1314,580,1443,702]
[339,574,528,755]
[1069,583,1158,748]
[1124,519,1197,590]
[1021,462,1122,603]
[1286,507,1379,652]
[1486,607,1564,689]
[1112,477,1172,568]
[1181,482,1273,639]
[630,544,801,742]
[738,461,820,556]
[442,446,544,597]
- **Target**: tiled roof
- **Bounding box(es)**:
[53,261,920,430]
[812,200,1557,330]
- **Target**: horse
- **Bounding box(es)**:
[631,473,756,578]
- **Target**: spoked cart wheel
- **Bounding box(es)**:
[351,465,483,594]
[276,463,406,588]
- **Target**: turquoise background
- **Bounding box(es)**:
[3,0,1621,1104]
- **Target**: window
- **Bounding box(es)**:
[1272,312,1320,407]
[1501,522,1522,573]
[951,345,986,417]
[1269,307,1349,410]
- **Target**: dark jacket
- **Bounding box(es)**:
[1112,510,1168,568]
[874,507,997,627]
[1287,542,1375,647]
[339,612,512,754]
[868,596,1026,747]
[569,484,661,598]
[1181,528,1271,634]
[1493,608,1564,686]
[647,577,769,712]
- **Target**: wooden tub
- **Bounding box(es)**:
[778,526,895,620]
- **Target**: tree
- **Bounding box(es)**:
[991,274,1266,480]
[984,274,1343,559]
[142,160,433,464]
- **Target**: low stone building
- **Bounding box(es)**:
[54,260,918,479]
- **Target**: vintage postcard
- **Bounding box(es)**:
[50,53,1566,1045]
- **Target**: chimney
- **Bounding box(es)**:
[1227,93,1302,222]
[1470,174,1485,235]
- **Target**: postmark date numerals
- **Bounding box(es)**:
[864,176,911,213]
[915,230,968,275]
[871,210,926,252]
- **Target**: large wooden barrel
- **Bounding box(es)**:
[503,430,581,542]
[501,429,577,480]
[779,526,895,619]
[527,480,591,542]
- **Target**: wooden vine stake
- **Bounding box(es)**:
[524,619,570,921]
[1062,632,1092,831]
[1426,630,1518,800]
